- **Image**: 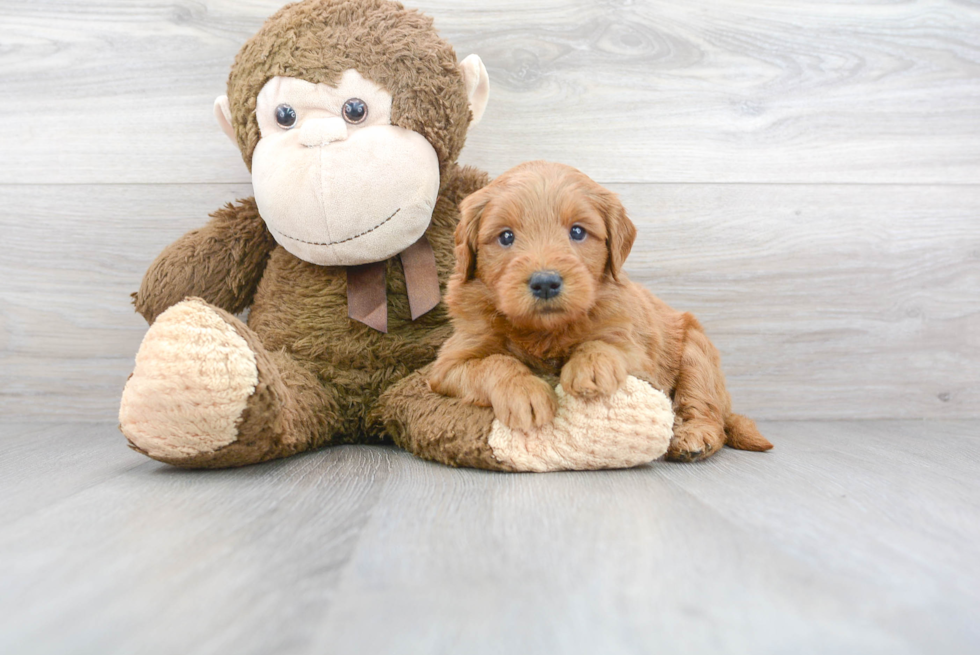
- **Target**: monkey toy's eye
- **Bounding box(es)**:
[342,98,368,124]
[275,104,297,129]
[569,225,587,241]
[498,230,515,247]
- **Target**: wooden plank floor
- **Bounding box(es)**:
[0,420,977,654]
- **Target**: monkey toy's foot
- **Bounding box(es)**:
[119,298,263,465]
[487,377,674,472]
[120,297,335,469]
[382,370,674,472]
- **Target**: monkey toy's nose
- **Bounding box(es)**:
[528,271,563,300]
[299,117,348,147]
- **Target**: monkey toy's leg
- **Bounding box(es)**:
[380,367,675,473]
[119,298,340,468]
[378,367,511,470]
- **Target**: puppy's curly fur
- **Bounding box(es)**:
[428,160,772,461]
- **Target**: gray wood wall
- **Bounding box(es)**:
[2,0,978,421]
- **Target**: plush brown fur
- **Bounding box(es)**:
[133,199,276,323]
[428,161,773,461]
[127,0,494,468]
[227,0,471,178]
[381,363,520,471]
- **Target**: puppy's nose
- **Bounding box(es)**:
[528,271,563,300]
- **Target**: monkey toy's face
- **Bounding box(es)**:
[244,70,439,266]
[214,14,488,270]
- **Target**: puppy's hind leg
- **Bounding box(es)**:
[666,316,729,462]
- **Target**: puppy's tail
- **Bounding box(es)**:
[724,413,773,452]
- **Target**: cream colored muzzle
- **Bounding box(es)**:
[250,124,440,267]
[298,117,348,147]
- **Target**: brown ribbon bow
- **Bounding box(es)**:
[346,235,441,333]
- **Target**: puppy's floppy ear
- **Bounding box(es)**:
[455,186,492,281]
[595,188,636,281]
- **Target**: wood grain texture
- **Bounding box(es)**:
[2,183,976,421]
[0,430,395,655]
[616,183,980,420]
[0,0,979,184]
[0,420,977,654]
[0,183,252,421]
[312,421,980,654]
[0,423,146,524]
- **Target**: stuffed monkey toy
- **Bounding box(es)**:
[119,0,674,472]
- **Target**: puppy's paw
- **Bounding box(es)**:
[560,347,627,400]
[666,419,726,462]
[490,375,558,431]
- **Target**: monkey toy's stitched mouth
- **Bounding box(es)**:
[270,208,401,247]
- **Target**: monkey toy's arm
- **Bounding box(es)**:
[133,198,277,324]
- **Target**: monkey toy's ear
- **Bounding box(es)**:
[459,54,490,128]
[213,95,237,143]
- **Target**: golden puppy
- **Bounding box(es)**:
[428,161,772,461]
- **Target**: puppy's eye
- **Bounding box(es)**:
[275,104,297,129]
[569,225,587,242]
[498,230,515,247]
[342,98,368,124]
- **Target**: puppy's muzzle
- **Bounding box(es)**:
[529,271,563,300]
